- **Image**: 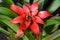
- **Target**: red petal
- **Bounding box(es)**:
[23,5,30,14]
[10,4,24,15]
[19,24,26,30]
[30,2,38,11]
[19,21,30,30]
[16,28,24,38]
[38,11,52,19]
[31,10,38,16]
[25,20,31,28]
[10,16,24,23]
[32,16,44,24]
[30,22,39,39]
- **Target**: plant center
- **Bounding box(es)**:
[26,15,32,20]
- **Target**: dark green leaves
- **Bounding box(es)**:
[33,0,38,2]
[2,0,14,7]
[42,29,60,40]
[0,20,18,32]
[43,16,60,35]
[23,0,29,3]
[47,0,60,13]
[22,35,29,40]
[38,0,45,11]
[44,16,60,27]
[0,15,11,20]
[0,15,18,32]
[55,36,60,40]
[0,27,10,35]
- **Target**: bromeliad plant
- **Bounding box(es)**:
[0,0,60,40]
[10,2,52,39]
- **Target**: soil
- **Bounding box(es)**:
[0,32,10,40]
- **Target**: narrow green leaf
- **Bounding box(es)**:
[44,16,60,27]
[2,0,14,7]
[42,30,47,37]
[42,29,60,40]
[22,35,29,40]
[38,0,45,11]
[0,15,18,32]
[0,7,17,18]
[47,0,60,13]
[0,19,18,32]
[0,15,11,20]
[8,28,15,40]
[16,3,22,7]
[23,0,29,3]
[54,36,60,40]
[25,31,35,40]
[0,27,10,35]
[51,24,59,32]
[33,0,38,2]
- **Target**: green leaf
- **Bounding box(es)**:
[0,19,18,32]
[22,35,29,40]
[0,15,18,32]
[0,7,17,18]
[51,24,59,32]
[2,0,14,7]
[0,15,11,20]
[23,0,29,3]
[44,16,60,33]
[25,31,35,40]
[16,3,22,7]
[44,16,60,27]
[42,29,60,40]
[8,28,15,40]
[0,27,10,35]
[38,0,45,11]
[54,36,60,40]
[44,25,55,34]
[33,0,38,2]
[47,0,60,13]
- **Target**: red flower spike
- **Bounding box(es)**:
[38,11,52,19]
[23,5,30,14]
[30,22,39,39]
[10,4,24,15]
[30,2,38,12]
[10,2,52,39]
[16,28,24,38]
[32,16,44,24]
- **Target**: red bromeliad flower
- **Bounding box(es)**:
[10,2,52,39]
